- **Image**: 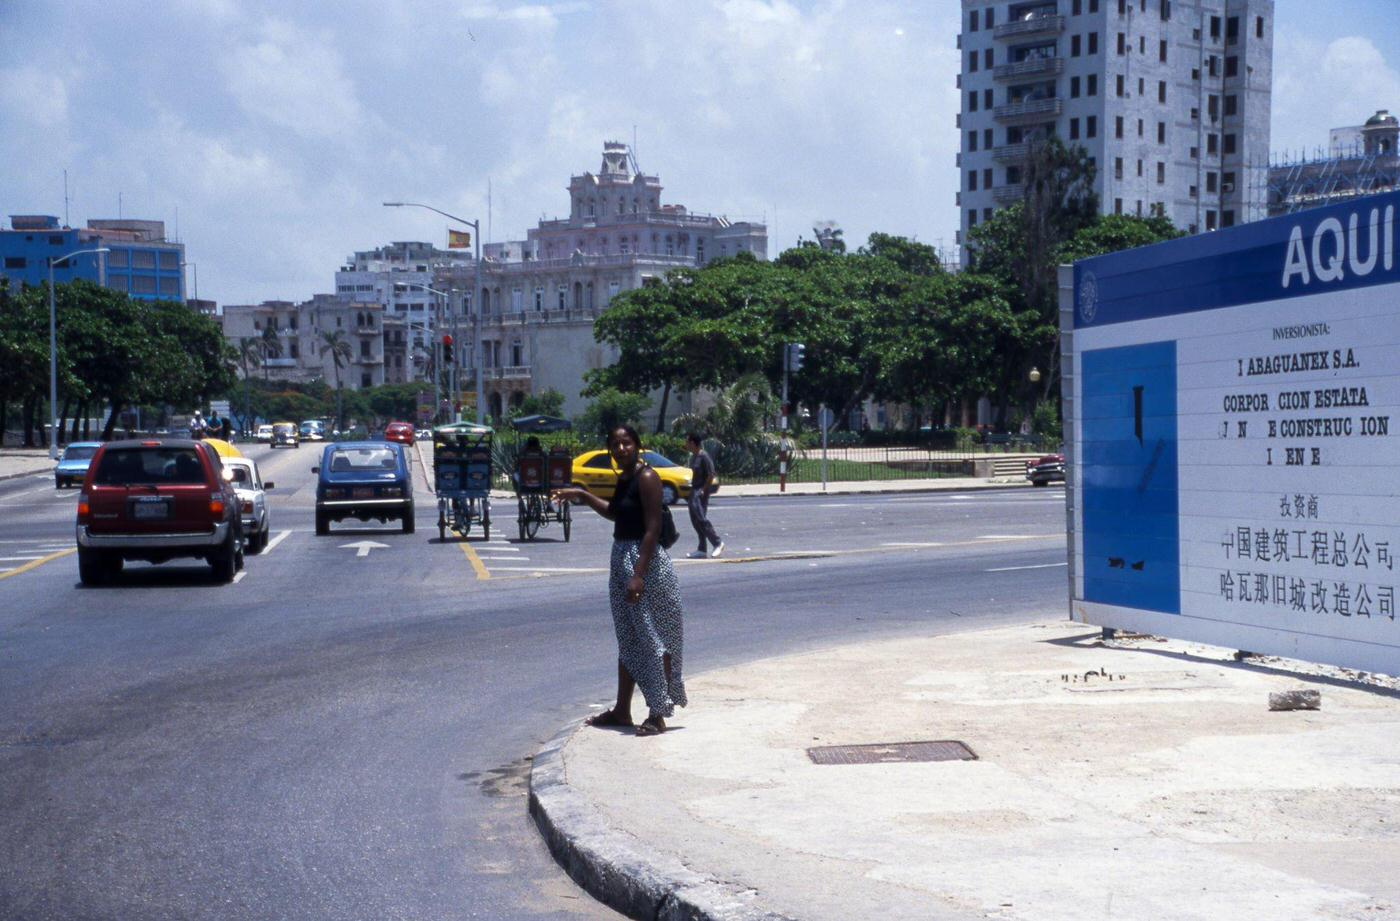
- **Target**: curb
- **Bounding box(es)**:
[0,466,50,483]
[712,480,1037,499]
[529,721,797,921]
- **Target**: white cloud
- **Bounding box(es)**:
[0,65,71,127]
[1273,33,1400,156]
[219,20,364,140]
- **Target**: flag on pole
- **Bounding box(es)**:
[448,229,472,249]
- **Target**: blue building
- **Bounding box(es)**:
[0,214,186,302]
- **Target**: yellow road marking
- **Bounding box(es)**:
[459,541,490,580]
[0,547,76,581]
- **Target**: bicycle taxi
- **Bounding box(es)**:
[432,422,493,541]
[510,415,573,542]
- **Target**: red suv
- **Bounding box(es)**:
[75,439,245,585]
[383,422,415,446]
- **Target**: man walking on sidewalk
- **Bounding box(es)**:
[684,432,723,559]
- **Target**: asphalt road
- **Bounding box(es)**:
[0,443,1069,921]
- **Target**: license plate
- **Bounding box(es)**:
[353,487,374,498]
[133,499,169,519]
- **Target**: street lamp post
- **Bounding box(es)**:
[48,247,110,458]
[383,202,483,424]
[393,281,457,415]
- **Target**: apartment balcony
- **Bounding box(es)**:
[352,355,384,366]
[993,97,1062,123]
[992,142,1032,162]
[993,56,1063,80]
[484,366,532,381]
[992,14,1064,40]
[993,183,1026,204]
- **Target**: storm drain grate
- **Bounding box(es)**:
[806,740,977,765]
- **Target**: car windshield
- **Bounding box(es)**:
[642,451,677,468]
[273,424,293,434]
[93,447,206,485]
[62,445,98,460]
[226,465,254,486]
[327,446,398,473]
[300,422,322,434]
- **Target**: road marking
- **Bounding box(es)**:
[977,534,1045,540]
[486,565,604,573]
[0,547,76,581]
[233,570,247,583]
[340,540,390,557]
[985,562,1068,572]
[0,555,48,561]
[459,542,490,580]
[263,530,292,554]
[477,555,526,561]
[881,541,946,547]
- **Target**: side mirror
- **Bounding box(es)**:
[263,482,275,490]
[311,466,320,474]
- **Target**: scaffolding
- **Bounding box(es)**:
[1260,142,1400,216]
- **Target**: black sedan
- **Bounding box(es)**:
[1026,453,1065,487]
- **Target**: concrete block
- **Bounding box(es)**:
[1268,689,1321,711]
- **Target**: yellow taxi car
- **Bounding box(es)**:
[199,437,243,459]
[571,449,694,505]
[270,421,299,449]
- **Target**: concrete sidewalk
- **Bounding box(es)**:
[530,621,1400,921]
[0,449,55,482]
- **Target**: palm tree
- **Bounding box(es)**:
[260,325,282,380]
[237,337,262,432]
[319,330,351,432]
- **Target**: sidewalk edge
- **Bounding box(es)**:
[529,720,797,921]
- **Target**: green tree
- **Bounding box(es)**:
[260,324,282,380]
[319,330,351,430]
[575,387,651,438]
[513,387,566,419]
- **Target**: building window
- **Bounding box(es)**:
[1088,74,1098,96]
[1207,133,1219,154]
[1117,0,1126,13]
[159,277,180,296]
[696,239,705,262]
[3,257,25,269]
[1115,116,1124,138]
[1090,0,1098,11]
[557,286,566,308]
[1072,34,1081,56]
[985,48,993,68]
[1226,15,1239,44]
[1208,55,1219,77]
[534,287,543,310]
[984,128,993,148]
[1073,0,1081,13]
[984,7,994,27]
[1069,118,1080,140]
[1116,74,1125,96]
[1157,121,1166,143]
[1225,56,1238,77]
[968,209,978,228]
[1189,185,1198,198]
[1158,80,1166,103]
[107,249,129,267]
[1256,16,1263,38]
[290,342,299,358]
[1114,157,1124,179]
[158,251,178,269]
[969,51,978,72]
[1114,198,1123,215]
[1071,76,1080,98]
[1137,118,1144,137]
[1223,210,1236,228]
[360,339,371,358]
[361,373,372,388]
[1224,94,1238,116]
[1117,32,1126,55]
[1159,39,1167,62]
[1161,0,1170,20]
[1207,172,1218,193]
[1086,115,1097,138]
[1223,171,1237,192]
[1209,15,1221,40]
[1206,210,1218,231]
[133,251,156,269]
[1190,146,1199,159]
[1223,133,1237,154]
[132,275,156,294]
[968,130,978,152]
[984,88,992,108]
[983,167,993,188]
[969,9,978,30]
[1088,32,1098,54]
[1137,159,1144,177]
[969,170,978,191]
[1157,161,1166,183]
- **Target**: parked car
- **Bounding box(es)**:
[255,424,274,443]
[1026,452,1066,487]
[75,439,244,585]
[271,422,299,448]
[313,441,414,534]
[570,449,695,505]
[54,441,102,489]
[383,421,415,446]
[222,456,274,553]
[415,428,432,442]
[299,420,327,441]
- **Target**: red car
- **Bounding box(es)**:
[1026,453,1066,487]
[75,439,244,585]
[383,422,415,446]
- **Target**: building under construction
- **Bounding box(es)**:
[1264,109,1400,216]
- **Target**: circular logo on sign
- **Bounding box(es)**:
[1078,272,1099,325]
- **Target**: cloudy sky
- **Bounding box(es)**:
[2,0,1398,306]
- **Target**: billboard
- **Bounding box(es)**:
[1063,192,1400,675]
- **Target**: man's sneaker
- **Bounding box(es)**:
[686,550,707,559]
[710,542,724,558]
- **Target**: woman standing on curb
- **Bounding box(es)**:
[552,424,687,736]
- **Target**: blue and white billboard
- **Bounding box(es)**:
[1065,192,1400,675]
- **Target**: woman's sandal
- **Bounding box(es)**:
[585,708,634,728]
[635,716,666,736]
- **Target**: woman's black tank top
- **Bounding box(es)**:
[608,470,647,540]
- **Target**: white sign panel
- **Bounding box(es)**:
[1064,193,1400,675]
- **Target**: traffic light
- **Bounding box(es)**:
[441,334,454,365]
[788,342,805,373]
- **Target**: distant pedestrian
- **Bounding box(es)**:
[188,412,204,439]
[684,432,722,559]
[221,417,233,441]
[551,424,687,736]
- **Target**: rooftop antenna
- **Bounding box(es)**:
[118,191,123,220]
[63,169,70,227]
[487,179,492,244]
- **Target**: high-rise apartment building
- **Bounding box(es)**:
[957,0,1273,253]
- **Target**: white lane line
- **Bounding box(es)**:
[985,562,1068,572]
[0,555,47,561]
[233,570,248,583]
[478,556,527,561]
[977,534,1043,540]
[881,541,946,547]
[262,530,292,554]
[487,566,603,573]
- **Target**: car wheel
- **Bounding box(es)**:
[1033,479,1048,487]
[78,547,107,586]
[661,484,678,506]
[402,506,415,534]
[211,531,238,582]
[315,511,330,536]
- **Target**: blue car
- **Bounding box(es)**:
[55,441,103,489]
[313,441,414,535]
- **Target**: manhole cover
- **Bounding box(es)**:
[806,740,977,765]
